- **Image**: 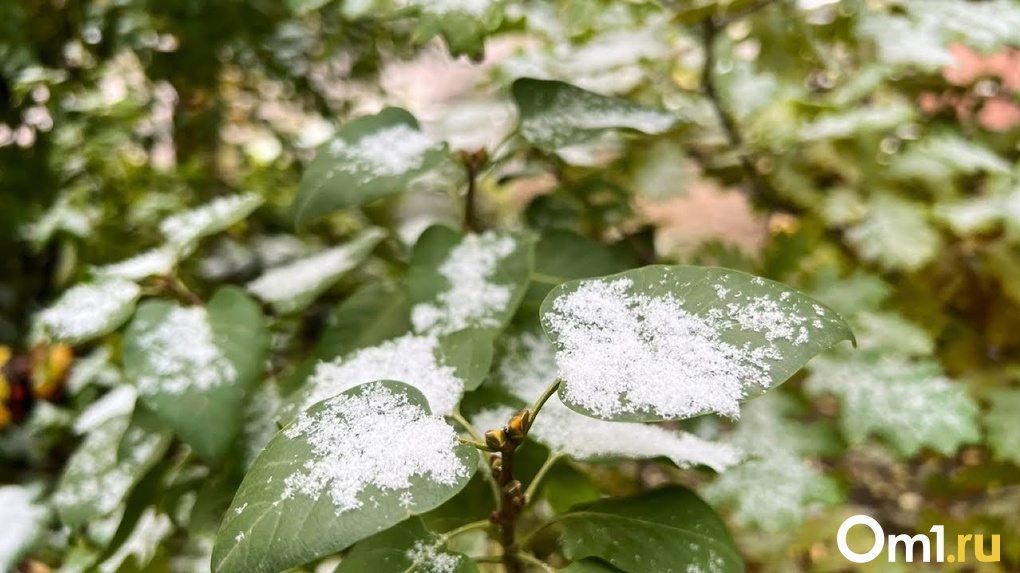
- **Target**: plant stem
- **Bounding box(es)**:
[524,453,561,506]
[530,379,561,422]
[441,519,491,542]
[452,411,502,504]
[150,274,203,306]
[452,410,485,443]
[495,439,524,573]
[461,149,487,232]
[517,552,555,572]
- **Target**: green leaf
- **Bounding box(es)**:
[37,279,140,344]
[511,78,682,149]
[246,228,386,314]
[559,486,743,573]
[123,287,269,461]
[0,486,49,572]
[93,246,179,281]
[799,104,915,141]
[403,1,503,60]
[805,354,981,456]
[524,229,632,310]
[437,328,495,391]
[54,409,171,529]
[408,226,534,335]
[703,452,841,533]
[540,266,854,422]
[95,507,174,573]
[287,0,332,14]
[159,192,263,254]
[845,194,942,272]
[335,518,478,573]
[559,559,626,573]
[983,389,1020,465]
[212,381,476,573]
[293,108,448,225]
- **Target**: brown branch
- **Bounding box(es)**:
[461,149,487,233]
[485,410,531,573]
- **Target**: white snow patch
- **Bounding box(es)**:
[246,229,384,311]
[281,382,469,515]
[73,385,137,434]
[97,507,173,573]
[406,539,463,573]
[301,333,463,416]
[411,232,518,334]
[398,0,490,17]
[328,124,437,181]
[0,486,48,572]
[38,280,140,341]
[95,247,178,281]
[159,192,262,249]
[544,278,787,419]
[475,332,741,471]
[726,295,808,343]
[133,306,237,396]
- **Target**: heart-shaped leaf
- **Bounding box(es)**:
[212,381,475,573]
[293,108,449,225]
[37,279,141,344]
[540,266,854,422]
[335,518,479,573]
[511,78,683,149]
[559,486,743,573]
[246,228,385,314]
[123,287,269,461]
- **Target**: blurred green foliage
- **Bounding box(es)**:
[3,0,1020,571]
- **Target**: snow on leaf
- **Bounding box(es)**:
[851,311,933,356]
[540,266,853,421]
[0,486,48,573]
[799,103,915,140]
[326,124,437,181]
[845,194,942,271]
[93,246,179,281]
[242,381,284,470]
[37,279,140,343]
[474,332,741,472]
[397,0,491,17]
[411,231,523,335]
[72,385,137,434]
[295,333,464,417]
[512,78,681,149]
[805,354,980,456]
[159,192,263,252]
[406,539,466,573]
[132,305,237,396]
[983,389,1020,465]
[859,13,953,70]
[703,452,840,532]
[97,508,173,573]
[246,228,385,313]
[281,382,471,514]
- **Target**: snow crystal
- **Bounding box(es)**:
[301,334,463,416]
[159,192,262,248]
[520,86,677,147]
[474,333,741,471]
[95,247,177,281]
[406,539,462,573]
[328,124,437,181]
[73,385,137,434]
[411,232,518,334]
[38,280,139,341]
[0,486,47,572]
[133,306,237,396]
[544,278,785,419]
[246,229,383,311]
[726,296,808,343]
[281,383,469,515]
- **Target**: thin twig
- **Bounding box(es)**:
[524,453,562,506]
[529,380,561,422]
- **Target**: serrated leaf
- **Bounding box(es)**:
[159,192,263,254]
[123,287,269,461]
[335,518,478,573]
[54,409,170,529]
[246,228,385,314]
[805,354,980,456]
[845,194,942,271]
[408,226,534,335]
[703,453,841,532]
[212,381,475,573]
[293,108,448,225]
[559,486,743,573]
[37,279,140,344]
[984,389,1020,465]
[512,78,682,149]
[540,266,854,422]
[0,486,48,572]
